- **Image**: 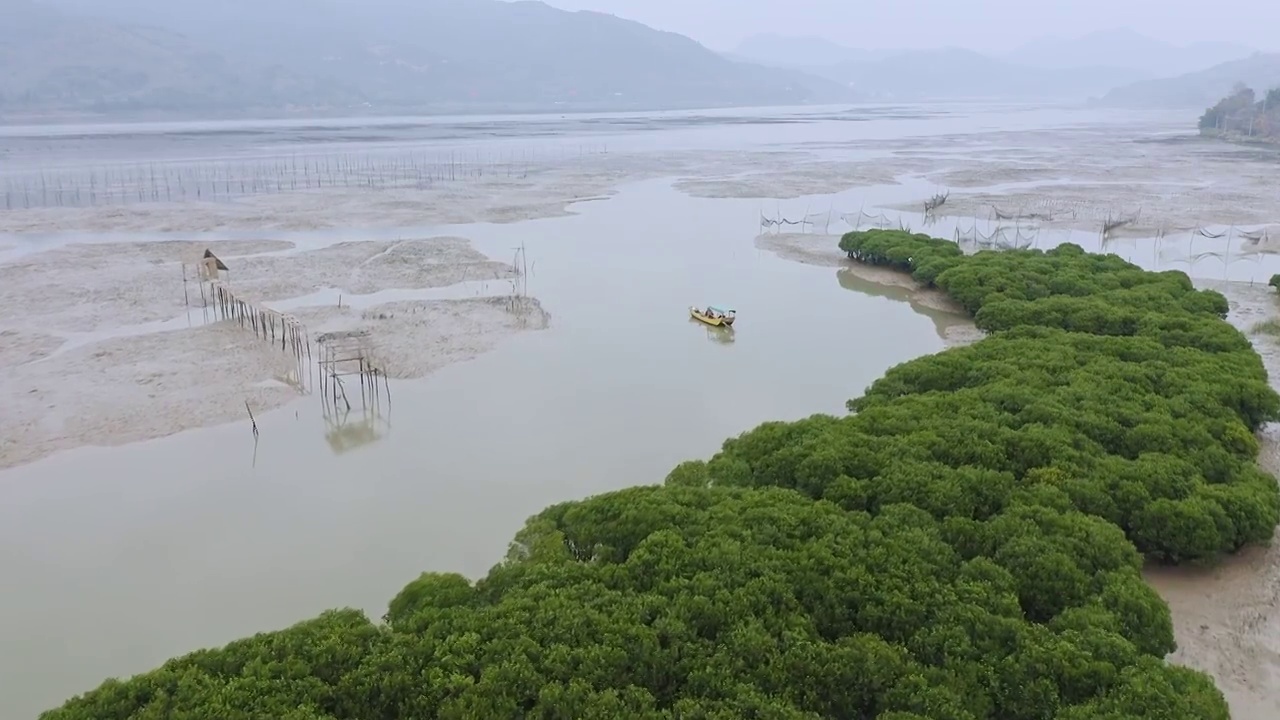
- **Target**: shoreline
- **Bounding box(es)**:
[7,118,1280,717]
[0,237,549,470]
[755,232,984,348]
[761,230,1280,720]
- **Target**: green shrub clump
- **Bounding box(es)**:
[46,487,1228,720]
[797,230,1279,562]
[46,230,1272,720]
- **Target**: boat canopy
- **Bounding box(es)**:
[708,306,735,314]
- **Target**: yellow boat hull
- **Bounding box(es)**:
[690,307,733,326]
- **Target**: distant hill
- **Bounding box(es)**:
[728,33,901,68]
[0,0,351,113]
[4,0,855,116]
[1098,53,1280,108]
[724,35,1146,101]
[808,48,1146,101]
[1005,27,1254,77]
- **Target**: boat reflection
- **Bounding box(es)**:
[689,316,735,344]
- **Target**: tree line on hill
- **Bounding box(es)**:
[1199,82,1280,142]
[44,230,1275,719]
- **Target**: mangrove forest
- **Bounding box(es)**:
[44,230,1280,720]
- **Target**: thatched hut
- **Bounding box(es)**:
[198,249,229,281]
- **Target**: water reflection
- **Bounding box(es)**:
[835,266,969,340]
[688,317,736,344]
[0,179,954,720]
[322,404,392,455]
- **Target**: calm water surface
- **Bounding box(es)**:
[2,103,1258,717]
[0,172,953,716]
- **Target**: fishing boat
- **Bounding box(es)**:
[690,305,736,327]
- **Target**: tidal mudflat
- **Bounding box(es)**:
[3,104,1280,719]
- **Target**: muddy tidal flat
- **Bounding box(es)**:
[3,104,1280,720]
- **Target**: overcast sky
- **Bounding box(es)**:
[540,0,1278,53]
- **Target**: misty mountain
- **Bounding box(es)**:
[812,48,1145,101]
[725,35,1147,101]
[1098,53,1280,108]
[5,0,855,115]
[728,33,902,68]
[1005,28,1255,78]
[0,0,354,112]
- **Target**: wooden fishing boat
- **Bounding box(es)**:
[690,305,736,327]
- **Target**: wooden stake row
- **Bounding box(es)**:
[207,281,311,363]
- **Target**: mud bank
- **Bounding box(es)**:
[291,297,549,379]
[754,128,1280,240]
[709,126,1280,234]
[0,238,510,335]
[673,158,911,200]
[1143,280,1280,720]
[0,237,546,470]
[0,172,613,235]
[754,232,982,348]
[0,323,304,470]
[5,124,1278,239]
[0,239,293,333]
[0,329,62,367]
[0,150,891,234]
[917,184,1280,234]
[885,128,1280,233]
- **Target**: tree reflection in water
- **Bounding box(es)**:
[835,266,967,340]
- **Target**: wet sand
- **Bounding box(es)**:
[1145,280,1280,720]
[0,151,917,234]
[0,236,544,470]
[673,158,907,199]
[882,130,1280,233]
[291,297,549,379]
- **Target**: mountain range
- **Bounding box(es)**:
[1098,53,1280,108]
[3,2,1272,118]
[782,48,1147,101]
[1,0,853,116]
[727,29,1259,102]
[724,34,902,69]
[1002,28,1255,78]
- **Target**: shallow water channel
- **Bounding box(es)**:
[7,101,1277,717]
[0,178,955,716]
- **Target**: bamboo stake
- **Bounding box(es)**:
[245,401,259,439]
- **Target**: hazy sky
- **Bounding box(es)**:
[541,0,1278,53]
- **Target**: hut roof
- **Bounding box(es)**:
[203,249,229,271]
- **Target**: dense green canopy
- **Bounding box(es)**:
[45,230,1276,720]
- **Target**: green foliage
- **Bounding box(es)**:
[44,488,1225,720]
[733,231,1279,562]
[1199,83,1280,141]
[44,228,1266,720]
